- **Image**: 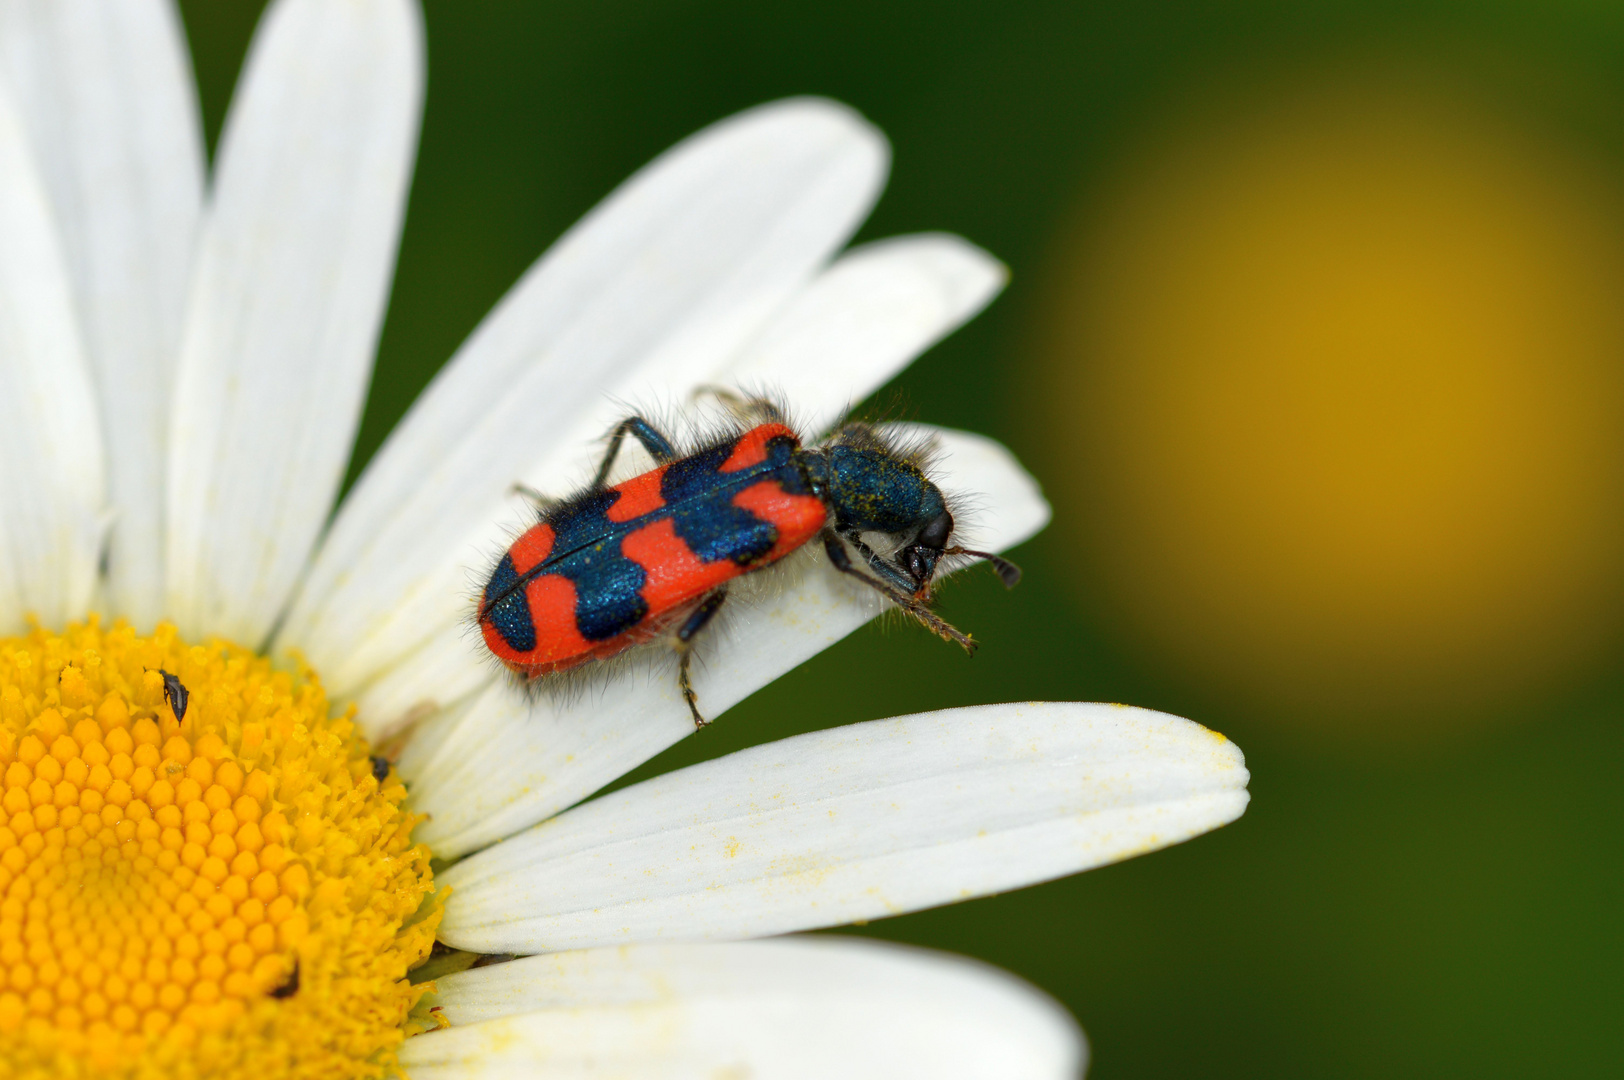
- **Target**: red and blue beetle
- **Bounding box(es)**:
[478,396,1020,726]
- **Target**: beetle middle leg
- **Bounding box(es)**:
[673,586,729,728]
[591,416,679,488]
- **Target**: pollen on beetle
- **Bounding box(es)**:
[0,619,441,1079]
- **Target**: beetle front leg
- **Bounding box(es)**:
[837,527,925,597]
[821,533,976,653]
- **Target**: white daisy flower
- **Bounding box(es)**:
[0,1,1250,1077]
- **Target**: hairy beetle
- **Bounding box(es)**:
[478,397,1018,726]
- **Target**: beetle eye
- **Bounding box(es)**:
[916,510,953,551]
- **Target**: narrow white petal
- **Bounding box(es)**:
[401,937,1084,1080]
[276,97,888,699]
[0,0,203,627]
[347,616,491,737]
[165,0,422,645]
[0,79,103,632]
[437,703,1246,953]
[721,232,1007,436]
[402,427,1049,858]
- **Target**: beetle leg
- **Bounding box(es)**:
[836,527,922,596]
[591,416,679,488]
[674,587,729,728]
[692,386,788,426]
[509,481,558,513]
[821,533,976,653]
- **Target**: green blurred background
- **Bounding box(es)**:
[181,2,1624,1075]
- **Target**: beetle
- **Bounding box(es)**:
[477,397,1019,726]
[270,960,299,999]
[156,669,189,724]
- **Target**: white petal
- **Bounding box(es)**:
[438,701,1245,953]
[721,232,1007,436]
[164,0,422,645]
[403,427,1049,859]
[0,0,203,627]
[346,616,492,738]
[0,78,102,632]
[276,97,888,699]
[401,937,1084,1080]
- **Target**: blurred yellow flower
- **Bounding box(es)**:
[1043,73,1624,738]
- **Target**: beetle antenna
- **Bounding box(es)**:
[947,547,1022,589]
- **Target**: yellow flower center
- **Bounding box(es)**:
[0,619,440,1079]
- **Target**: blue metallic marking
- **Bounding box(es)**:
[550,541,649,640]
[544,487,648,640]
[546,487,622,554]
[662,436,806,565]
[482,553,537,652]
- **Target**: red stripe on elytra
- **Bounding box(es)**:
[482,572,594,671]
[622,517,741,611]
[732,481,826,563]
[486,570,680,676]
[519,604,694,677]
[606,468,668,522]
[720,424,797,472]
[507,522,556,575]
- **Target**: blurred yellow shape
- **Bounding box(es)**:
[1045,79,1624,737]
